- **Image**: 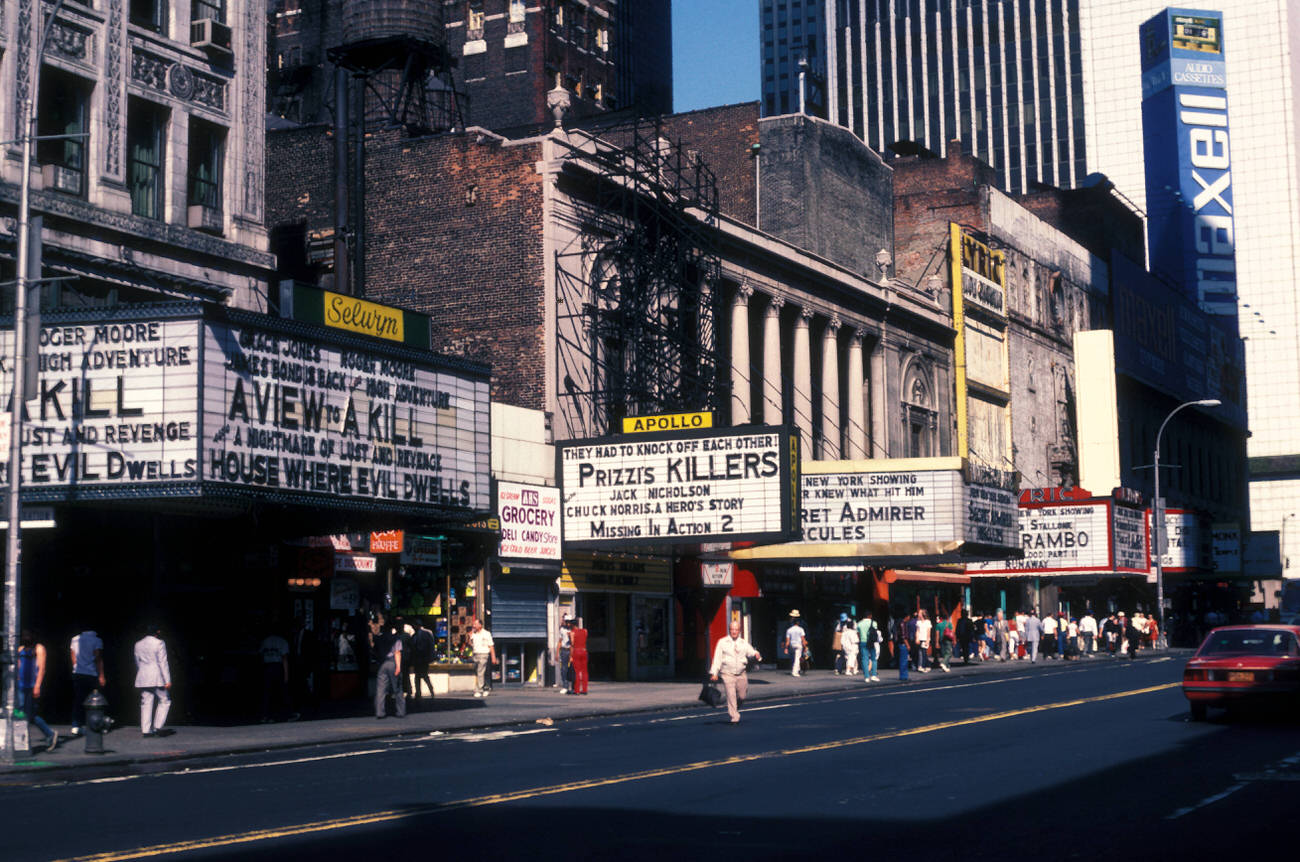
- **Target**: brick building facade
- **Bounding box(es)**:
[268,0,672,132]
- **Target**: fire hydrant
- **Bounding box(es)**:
[83,691,109,754]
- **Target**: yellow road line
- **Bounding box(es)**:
[58,682,1179,862]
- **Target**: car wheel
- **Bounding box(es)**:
[1189,702,1207,721]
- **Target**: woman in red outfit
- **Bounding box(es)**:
[569,621,589,694]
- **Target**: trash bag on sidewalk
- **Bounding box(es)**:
[698,680,724,708]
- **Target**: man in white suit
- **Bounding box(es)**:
[134,623,173,737]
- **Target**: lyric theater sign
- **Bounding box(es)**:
[558,425,800,548]
[0,304,490,517]
[968,486,1150,576]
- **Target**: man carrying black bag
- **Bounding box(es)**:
[709,621,763,725]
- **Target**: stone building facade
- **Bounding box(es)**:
[893,151,1108,489]
[1,0,272,310]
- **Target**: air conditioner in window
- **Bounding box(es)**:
[191,18,233,55]
[41,163,82,195]
[188,204,223,233]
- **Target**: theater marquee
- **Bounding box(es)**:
[0,304,490,517]
[558,425,800,548]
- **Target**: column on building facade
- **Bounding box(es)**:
[762,296,784,425]
[730,285,753,424]
[846,328,868,459]
[792,306,814,452]
[820,315,841,459]
[870,338,888,458]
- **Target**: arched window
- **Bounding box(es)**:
[901,359,937,458]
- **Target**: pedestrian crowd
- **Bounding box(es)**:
[804,606,1162,684]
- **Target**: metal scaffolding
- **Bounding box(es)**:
[554,119,723,439]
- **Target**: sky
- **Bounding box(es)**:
[672,0,760,113]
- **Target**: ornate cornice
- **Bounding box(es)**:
[0,182,273,269]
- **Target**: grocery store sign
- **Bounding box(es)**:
[558,425,799,548]
[497,481,561,560]
[0,304,490,517]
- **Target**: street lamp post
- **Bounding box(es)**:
[1281,513,1296,575]
[1152,398,1222,650]
[3,0,69,764]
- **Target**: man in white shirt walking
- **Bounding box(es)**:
[134,623,173,737]
[710,621,762,724]
[784,610,807,676]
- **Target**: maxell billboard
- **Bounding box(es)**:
[1140,8,1237,317]
[558,425,800,548]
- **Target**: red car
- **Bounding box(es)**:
[1183,625,1300,720]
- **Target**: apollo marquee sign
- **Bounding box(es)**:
[0,304,490,517]
[558,425,800,548]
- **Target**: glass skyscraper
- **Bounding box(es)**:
[761,0,827,117]
[819,0,1087,193]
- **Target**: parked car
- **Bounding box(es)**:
[1182,625,1300,720]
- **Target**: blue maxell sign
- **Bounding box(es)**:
[1140,8,1236,318]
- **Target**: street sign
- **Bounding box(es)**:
[701,561,734,587]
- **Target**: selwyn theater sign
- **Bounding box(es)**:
[0,303,490,517]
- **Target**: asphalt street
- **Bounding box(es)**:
[6,656,1298,861]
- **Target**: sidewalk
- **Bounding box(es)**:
[1,650,1183,779]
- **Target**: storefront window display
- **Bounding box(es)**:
[391,565,481,663]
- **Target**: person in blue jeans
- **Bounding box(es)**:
[18,629,57,751]
[857,611,880,681]
[895,613,910,681]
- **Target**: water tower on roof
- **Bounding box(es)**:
[330,0,462,134]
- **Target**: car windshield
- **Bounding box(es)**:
[1199,629,1298,657]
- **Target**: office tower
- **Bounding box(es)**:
[822,0,1087,193]
[760,0,826,116]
